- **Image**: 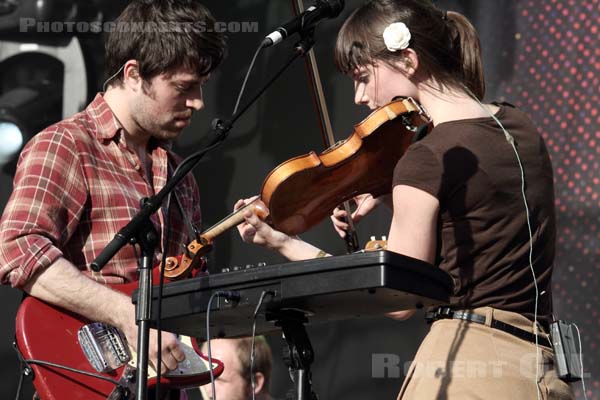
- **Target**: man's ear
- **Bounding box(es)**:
[252,372,266,396]
[122,59,142,91]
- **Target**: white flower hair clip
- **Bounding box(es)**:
[383,22,411,52]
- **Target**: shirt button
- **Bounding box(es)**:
[134,164,141,171]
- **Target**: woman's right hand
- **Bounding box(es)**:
[330,193,386,238]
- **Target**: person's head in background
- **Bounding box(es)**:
[201,337,273,400]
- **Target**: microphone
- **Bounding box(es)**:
[262,0,345,48]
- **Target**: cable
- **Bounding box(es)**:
[250,290,275,400]
[573,323,588,400]
[489,104,541,400]
[466,86,541,400]
[205,291,240,400]
[205,292,221,400]
[14,359,31,400]
[102,64,125,92]
[22,359,122,385]
[233,42,265,116]
[12,340,126,399]
[154,191,172,400]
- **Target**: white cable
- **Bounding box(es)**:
[466,87,541,400]
[492,111,541,400]
[250,290,275,400]
[233,42,264,116]
[102,64,125,92]
[206,291,239,400]
[205,292,221,400]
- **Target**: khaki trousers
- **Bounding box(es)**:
[398,307,574,400]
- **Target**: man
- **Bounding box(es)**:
[200,337,274,400]
[0,0,226,397]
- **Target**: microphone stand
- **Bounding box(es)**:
[90,29,319,400]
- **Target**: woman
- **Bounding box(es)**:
[236,0,573,398]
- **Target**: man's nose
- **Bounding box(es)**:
[187,87,204,111]
[187,96,204,111]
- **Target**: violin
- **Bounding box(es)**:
[161,198,269,279]
[163,97,430,279]
[261,96,431,235]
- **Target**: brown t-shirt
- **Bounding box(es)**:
[393,104,555,324]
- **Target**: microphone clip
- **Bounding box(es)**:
[211,117,233,139]
[294,30,316,55]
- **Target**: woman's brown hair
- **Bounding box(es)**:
[334,0,485,99]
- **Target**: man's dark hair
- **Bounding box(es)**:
[105,0,227,86]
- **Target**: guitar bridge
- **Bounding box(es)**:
[78,322,131,373]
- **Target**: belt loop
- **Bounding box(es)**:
[484,307,494,327]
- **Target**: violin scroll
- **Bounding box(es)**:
[161,198,270,279]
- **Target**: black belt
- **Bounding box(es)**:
[425,307,552,348]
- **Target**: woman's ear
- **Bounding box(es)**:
[399,48,419,77]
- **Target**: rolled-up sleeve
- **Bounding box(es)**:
[0,127,88,288]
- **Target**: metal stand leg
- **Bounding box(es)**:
[134,219,159,400]
[270,310,318,400]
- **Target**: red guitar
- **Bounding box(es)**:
[15,271,223,400]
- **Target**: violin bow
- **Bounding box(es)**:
[291,0,360,253]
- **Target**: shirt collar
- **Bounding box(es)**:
[85,93,123,141]
[85,92,175,152]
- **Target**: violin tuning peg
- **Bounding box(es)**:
[181,243,192,257]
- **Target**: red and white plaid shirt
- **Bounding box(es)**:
[0,93,202,287]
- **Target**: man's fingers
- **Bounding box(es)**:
[155,349,180,371]
[147,332,185,372]
[169,342,186,363]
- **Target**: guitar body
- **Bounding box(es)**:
[15,275,223,400]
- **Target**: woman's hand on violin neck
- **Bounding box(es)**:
[330,193,384,238]
[235,198,328,262]
[235,198,290,250]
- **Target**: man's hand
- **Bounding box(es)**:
[24,258,186,372]
[120,319,186,372]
